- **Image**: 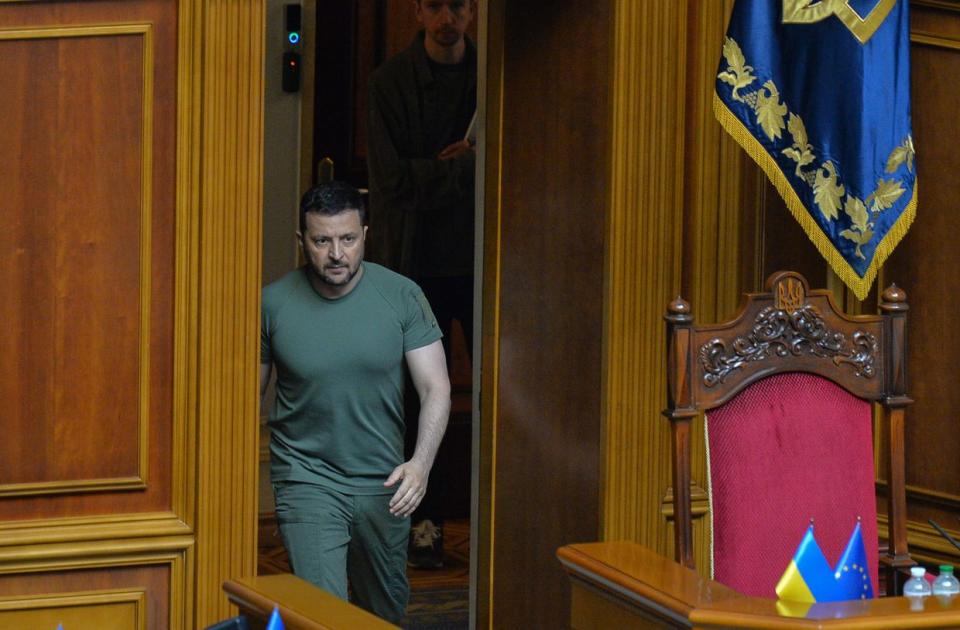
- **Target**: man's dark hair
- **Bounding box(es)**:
[298,181,367,232]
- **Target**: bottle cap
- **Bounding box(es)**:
[911,567,926,576]
[940,565,954,574]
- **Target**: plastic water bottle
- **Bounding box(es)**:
[933,565,960,596]
[904,566,932,597]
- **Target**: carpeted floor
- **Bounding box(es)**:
[404,587,468,629]
[403,520,469,629]
[258,518,470,628]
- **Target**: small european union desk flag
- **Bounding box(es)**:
[776,522,875,603]
[834,521,875,600]
[714,0,916,300]
[266,605,286,630]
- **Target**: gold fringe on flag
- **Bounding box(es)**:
[713,92,916,301]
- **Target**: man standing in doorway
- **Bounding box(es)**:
[367,0,477,570]
[260,182,451,623]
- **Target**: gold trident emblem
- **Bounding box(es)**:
[782,0,897,44]
[775,277,806,312]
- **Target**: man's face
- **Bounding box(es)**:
[415,0,474,50]
[299,209,367,296]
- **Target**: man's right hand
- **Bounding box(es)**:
[438,139,473,161]
[384,459,429,518]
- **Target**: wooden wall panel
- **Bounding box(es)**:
[0,2,186,628]
[878,0,960,565]
[0,0,264,627]
[0,564,170,630]
[482,1,609,627]
[0,0,174,520]
[0,592,143,630]
[0,29,146,493]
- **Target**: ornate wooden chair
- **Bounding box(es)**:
[664,271,913,598]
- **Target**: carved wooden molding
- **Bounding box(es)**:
[699,304,879,387]
[0,512,190,549]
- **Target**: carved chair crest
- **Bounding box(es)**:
[699,272,878,388]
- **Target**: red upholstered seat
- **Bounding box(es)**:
[706,372,878,598]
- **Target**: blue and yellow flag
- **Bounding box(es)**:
[715,0,916,299]
[833,521,874,600]
[776,522,875,604]
[776,524,838,602]
[266,606,286,630]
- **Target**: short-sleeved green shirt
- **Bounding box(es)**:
[260,263,441,494]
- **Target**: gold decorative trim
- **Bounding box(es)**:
[0,588,146,630]
[713,92,917,301]
[0,22,154,498]
[782,0,896,44]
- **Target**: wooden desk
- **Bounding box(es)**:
[558,542,960,629]
[223,574,398,630]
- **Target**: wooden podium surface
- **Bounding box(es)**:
[223,574,398,630]
[558,542,960,629]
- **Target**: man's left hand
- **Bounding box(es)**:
[384,459,429,517]
[437,139,473,161]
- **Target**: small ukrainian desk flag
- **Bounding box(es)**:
[776,522,875,603]
[266,606,286,630]
[776,524,837,602]
[714,0,916,300]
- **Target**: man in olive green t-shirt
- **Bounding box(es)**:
[259,182,450,624]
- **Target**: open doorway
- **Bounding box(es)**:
[259,1,481,627]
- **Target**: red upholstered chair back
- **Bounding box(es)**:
[706,372,878,597]
[663,271,913,597]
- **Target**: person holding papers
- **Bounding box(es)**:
[367,0,477,570]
